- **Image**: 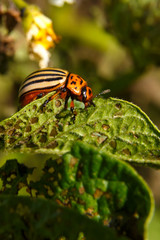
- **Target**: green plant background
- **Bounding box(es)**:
[0,0,160,239]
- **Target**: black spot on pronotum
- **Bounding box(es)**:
[89,89,92,95]
[71,81,76,85]
[80,80,83,85]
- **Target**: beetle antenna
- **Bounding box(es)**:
[94,89,111,98]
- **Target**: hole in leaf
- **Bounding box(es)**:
[122,149,131,156]
[102,124,110,131]
[97,136,108,144]
[55,100,62,108]
[115,103,122,109]
[32,105,37,110]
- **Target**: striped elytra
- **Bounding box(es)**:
[19,68,94,111]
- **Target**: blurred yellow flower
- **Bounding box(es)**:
[23,6,59,68]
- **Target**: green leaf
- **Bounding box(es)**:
[0,94,160,168]
[0,195,129,240]
[0,142,154,240]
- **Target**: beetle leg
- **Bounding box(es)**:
[42,99,50,108]
[70,100,74,113]
[90,100,95,107]
[64,95,69,109]
[32,93,44,101]
[41,91,61,108]
[85,100,95,109]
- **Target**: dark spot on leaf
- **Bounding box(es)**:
[109,140,117,149]
[30,117,38,124]
[0,137,5,148]
[0,125,5,133]
[14,119,23,129]
[55,100,61,108]
[26,142,38,148]
[58,123,63,132]
[94,189,103,199]
[47,109,52,113]
[133,134,139,139]
[14,132,22,138]
[5,121,13,127]
[69,157,78,168]
[7,128,16,136]
[39,134,47,143]
[50,127,58,137]
[102,124,110,131]
[25,125,31,132]
[56,158,62,164]
[122,148,131,156]
[79,186,85,194]
[32,105,37,110]
[114,111,123,117]
[8,137,16,144]
[115,103,122,109]
[46,141,58,149]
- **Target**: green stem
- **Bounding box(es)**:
[12,0,28,9]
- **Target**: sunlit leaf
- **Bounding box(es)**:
[0,94,160,168]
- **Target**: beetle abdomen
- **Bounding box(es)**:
[19,68,68,98]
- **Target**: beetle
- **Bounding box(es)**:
[19,68,94,111]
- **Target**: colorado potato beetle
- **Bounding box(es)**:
[19,68,94,111]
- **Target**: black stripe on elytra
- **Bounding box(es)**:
[20,83,62,97]
[24,73,66,83]
[26,69,67,78]
[20,77,65,91]
[65,72,71,86]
